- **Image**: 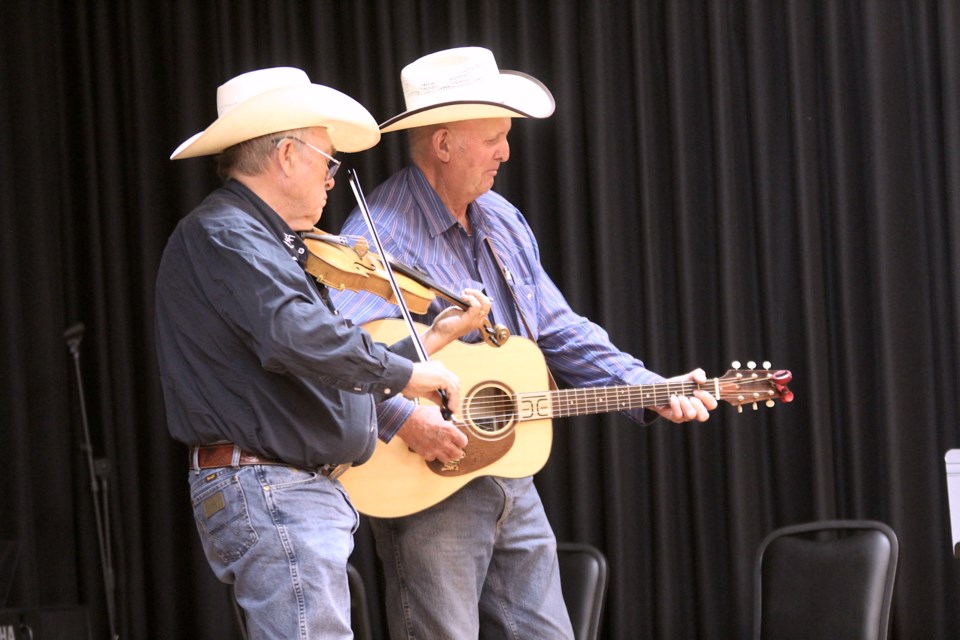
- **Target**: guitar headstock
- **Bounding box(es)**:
[715,361,794,412]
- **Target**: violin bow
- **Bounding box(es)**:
[346,169,453,419]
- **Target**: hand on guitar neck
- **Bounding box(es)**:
[650,368,719,423]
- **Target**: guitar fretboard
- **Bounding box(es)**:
[539,381,707,418]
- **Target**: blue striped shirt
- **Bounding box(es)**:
[331,164,663,440]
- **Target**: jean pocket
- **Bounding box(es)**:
[191,471,259,564]
[260,465,321,491]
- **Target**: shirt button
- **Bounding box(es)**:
[384,388,392,395]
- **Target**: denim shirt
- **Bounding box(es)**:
[155,179,414,469]
[331,165,662,441]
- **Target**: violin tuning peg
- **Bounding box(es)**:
[762,361,772,369]
[732,360,742,369]
[747,361,757,370]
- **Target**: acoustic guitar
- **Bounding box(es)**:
[339,318,794,518]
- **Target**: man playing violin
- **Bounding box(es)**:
[331,48,719,639]
[155,67,490,639]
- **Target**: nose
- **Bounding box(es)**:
[497,139,510,163]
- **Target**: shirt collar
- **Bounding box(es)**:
[224,179,310,268]
[404,165,490,239]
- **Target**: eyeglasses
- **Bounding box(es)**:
[275,136,341,180]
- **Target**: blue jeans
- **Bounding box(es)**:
[189,464,359,639]
[370,476,574,639]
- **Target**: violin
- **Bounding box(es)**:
[302,230,510,348]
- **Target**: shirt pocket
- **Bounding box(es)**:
[507,282,539,341]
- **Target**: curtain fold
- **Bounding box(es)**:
[3,1,960,638]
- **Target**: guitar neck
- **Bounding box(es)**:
[538,380,709,419]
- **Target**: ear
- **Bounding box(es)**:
[433,127,453,163]
[275,138,298,176]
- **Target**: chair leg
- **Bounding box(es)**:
[228,583,248,639]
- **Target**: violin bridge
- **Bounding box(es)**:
[354,237,369,258]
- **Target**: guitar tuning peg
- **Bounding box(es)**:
[747,361,756,370]
[762,361,771,369]
[731,360,741,369]
[737,405,743,414]
[766,400,775,408]
[752,402,758,411]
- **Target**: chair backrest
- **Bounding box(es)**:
[753,519,899,640]
[557,542,609,640]
[944,449,960,557]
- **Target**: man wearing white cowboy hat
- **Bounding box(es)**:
[332,47,718,638]
[155,66,492,638]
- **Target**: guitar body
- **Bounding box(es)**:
[338,320,796,518]
[339,319,554,518]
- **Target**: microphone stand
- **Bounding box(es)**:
[64,323,119,640]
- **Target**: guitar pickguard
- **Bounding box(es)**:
[426,380,520,475]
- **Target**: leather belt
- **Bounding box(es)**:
[190,443,350,480]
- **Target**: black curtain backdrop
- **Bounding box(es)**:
[3,1,960,638]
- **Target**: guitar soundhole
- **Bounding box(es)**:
[465,383,515,438]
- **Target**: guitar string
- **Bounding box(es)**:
[460,379,779,421]
[460,378,774,409]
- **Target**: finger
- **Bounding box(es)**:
[445,446,467,465]
[687,396,710,422]
[667,395,698,422]
[443,381,461,414]
[447,425,468,447]
[461,287,489,304]
[666,395,683,423]
[695,390,718,411]
[462,288,492,315]
[457,289,480,309]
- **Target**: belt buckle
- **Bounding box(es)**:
[325,463,351,480]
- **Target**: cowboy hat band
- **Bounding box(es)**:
[171,67,380,159]
[379,47,555,133]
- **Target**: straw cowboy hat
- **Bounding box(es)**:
[379,47,555,133]
[171,67,380,159]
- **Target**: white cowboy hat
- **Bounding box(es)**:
[379,47,555,133]
[171,67,380,159]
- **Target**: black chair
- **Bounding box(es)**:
[229,582,247,639]
[753,519,899,640]
[0,540,19,607]
[557,542,608,640]
[229,562,372,639]
[347,562,374,640]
